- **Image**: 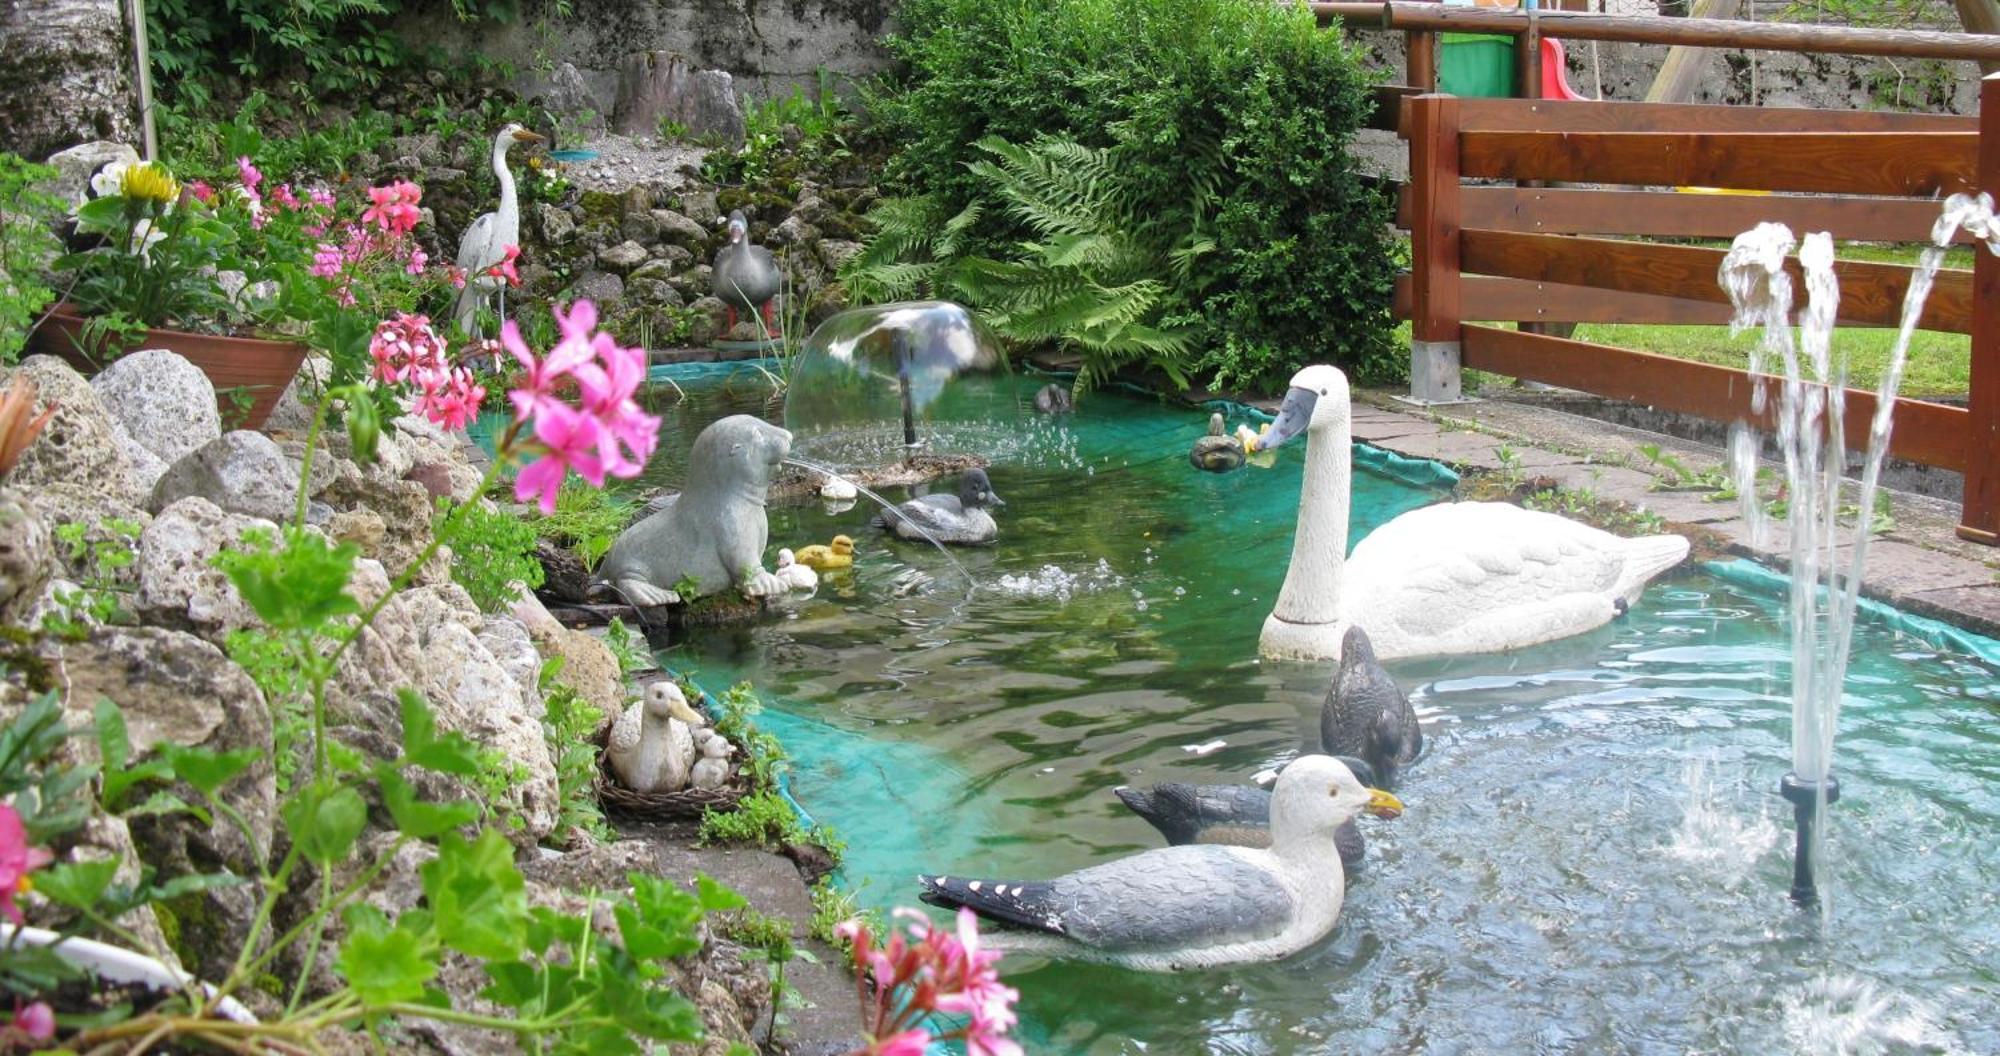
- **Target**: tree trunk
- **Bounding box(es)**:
[1643,0,1747,104]
[1954,0,2000,76]
[0,0,138,162]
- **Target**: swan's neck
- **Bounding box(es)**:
[1272,409,1350,625]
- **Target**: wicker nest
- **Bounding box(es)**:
[592,684,751,820]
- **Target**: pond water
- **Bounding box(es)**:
[636,366,2000,1055]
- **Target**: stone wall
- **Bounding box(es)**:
[399,0,896,122]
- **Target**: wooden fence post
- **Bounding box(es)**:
[1961,72,2000,544]
[1403,93,1465,403]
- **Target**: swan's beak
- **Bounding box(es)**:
[1253,386,1318,452]
[512,129,546,143]
[1362,788,1404,819]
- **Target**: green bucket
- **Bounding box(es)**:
[1439,32,1515,98]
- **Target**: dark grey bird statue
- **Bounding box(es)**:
[872,467,1005,546]
[1321,624,1423,787]
[712,209,781,334]
[1034,383,1073,415]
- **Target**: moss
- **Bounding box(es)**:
[579,190,625,224]
[714,188,793,220]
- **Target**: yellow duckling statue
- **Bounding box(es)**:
[795,534,856,571]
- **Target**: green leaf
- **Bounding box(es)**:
[615,874,704,961]
[160,745,260,798]
[335,904,439,1005]
[377,767,478,839]
[695,874,748,913]
[421,830,528,961]
[211,526,361,633]
[147,871,247,901]
[121,789,208,824]
[93,701,171,810]
[73,196,128,227]
[33,859,119,910]
[397,690,484,776]
[280,780,367,866]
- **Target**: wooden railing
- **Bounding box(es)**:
[1383,74,2000,545]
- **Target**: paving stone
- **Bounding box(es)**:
[1631,489,1744,525]
[1848,540,1998,597]
[1895,584,2000,639]
[1352,418,1442,442]
[1377,429,1505,466]
[1527,463,1658,498]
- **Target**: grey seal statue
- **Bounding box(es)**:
[597,414,793,605]
[872,467,1005,546]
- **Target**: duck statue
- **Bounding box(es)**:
[1251,363,1690,662]
[796,534,855,571]
[1114,754,1379,871]
[606,681,710,794]
[873,468,1005,546]
[1190,412,1246,473]
[712,209,781,335]
[1035,383,1074,415]
[689,730,737,791]
[773,548,819,592]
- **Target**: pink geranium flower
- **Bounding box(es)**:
[270,183,301,210]
[237,156,263,194]
[368,313,449,386]
[413,367,486,432]
[0,803,53,925]
[842,908,1020,1056]
[10,1001,53,1042]
[361,179,423,236]
[486,244,522,287]
[186,179,215,204]
[514,400,605,513]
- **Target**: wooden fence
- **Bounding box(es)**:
[1383,74,2000,546]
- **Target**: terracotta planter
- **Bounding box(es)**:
[27,303,309,431]
[1,924,256,1024]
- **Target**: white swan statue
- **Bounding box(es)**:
[1251,364,1690,663]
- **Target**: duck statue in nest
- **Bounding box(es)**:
[606,681,710,793]
[712,209,781,336]
[1189,413,1246,473]
[690,730,737,791]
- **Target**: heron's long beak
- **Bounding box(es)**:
[1363,788,1404,819]
[513,129,546,143]
[1252,386,1318,452]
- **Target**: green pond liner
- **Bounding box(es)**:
[648,356,781,383]
[1704,557,2000,667]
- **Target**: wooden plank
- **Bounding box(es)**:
[1459,229,1974,332]
[1451,186,1977,243]
[1459,130,1978,196]
[1455,95,1976,134]
[1962,72,2000,544]
[1368,85,1422,132]
[1407,95,1463,343]
[1460,324,1969,471]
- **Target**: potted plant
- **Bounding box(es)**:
[28,154,451,430]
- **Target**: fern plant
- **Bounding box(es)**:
[844,136,1212,393]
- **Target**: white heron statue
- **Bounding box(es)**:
[453,123,545,336]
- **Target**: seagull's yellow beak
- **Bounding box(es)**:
[1363,788,1404,819]
[513,129,546,143]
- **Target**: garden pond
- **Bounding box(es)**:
[636,365,2000,1055]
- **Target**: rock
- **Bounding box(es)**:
[536,201,577,245]
[320,462,437,579]
[136,497,291,640]
[622,186,654,217]
[109,420,171,494]
[149,431,298,524]
[39,815,180,976]
[0,489,52,625]
[678,190,721,227]
[597,240,650,274]
[769,213,816,247]
[651,209,709,247]
[630,259,676,285]
[328,508,386,553]
[61,625,276,985]
[534,539,593,603]
[2,356,137,506]
[543,62,605,136]
[421,620,559,845]
[630,280,683,307]
[724,320,767,343]
[42,141,138,209]
[477,615,544,712]
[817,239,864,272]
[385,132,446,166]
[621,210,662,244]
[612,53,746,146]
[89,348,223,468]
[567,270,626,305]
[538,622,624,719]
[686,296,729,346]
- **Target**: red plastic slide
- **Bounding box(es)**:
[1539,37,1589,102]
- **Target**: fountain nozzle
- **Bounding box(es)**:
[1780,772,1841,906]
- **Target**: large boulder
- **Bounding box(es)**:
[319,459,438,579]
[1,0,139,165]
[149,431,298,523]
[420,620,559,844]
[611,53,744,145]
[3,356,137,506]
[134,497,276,638]
[90,348,224,468]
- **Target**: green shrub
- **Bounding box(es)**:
[0,155,65,364]
[857,0,1401,393]
[438,497,544,611]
